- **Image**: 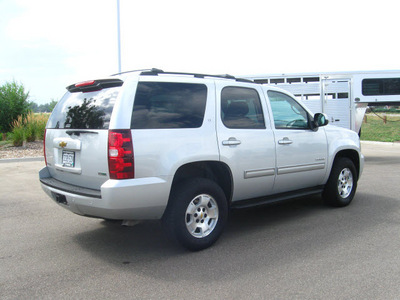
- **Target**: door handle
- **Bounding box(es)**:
[222,137,241,146]
[278,137,293,145]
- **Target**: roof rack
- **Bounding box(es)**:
[110,68,156,76]
[140,68,255,83]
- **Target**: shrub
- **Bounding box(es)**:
[10,113,49,146]
[34,113,48,140]
[11,115,25,146]
[0,81,30,137]
[25,113,37,142]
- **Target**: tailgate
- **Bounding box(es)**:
[45,129,109,190]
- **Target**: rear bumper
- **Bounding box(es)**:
[39,167,170,220]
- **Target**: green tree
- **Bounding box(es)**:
[28,101,38,112]
[0,81,30,139]
[48,99,58,112]
[38,103,50,113]
[28,99,58,113]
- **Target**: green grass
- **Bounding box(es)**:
[0,140,11,147]
[361,114,400,142]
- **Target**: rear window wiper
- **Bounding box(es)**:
[66,130,99,136]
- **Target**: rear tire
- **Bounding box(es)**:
[162,178,228,251]
[323,157,358,207]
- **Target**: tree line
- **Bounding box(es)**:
[28,100,58,113]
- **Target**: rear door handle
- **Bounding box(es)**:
[222,137,241,146]
[278,137,293,145]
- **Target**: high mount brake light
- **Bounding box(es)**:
[67,79,123,93]
[75,80,95,87]
[108,130,134,179]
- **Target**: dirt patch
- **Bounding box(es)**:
[0,141,43,159]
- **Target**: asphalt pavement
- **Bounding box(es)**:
[0,142,399,299]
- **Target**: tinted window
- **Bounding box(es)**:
[267,91,310,129]
[221,87,265,129]
[362,78,400,96]
[131,82,207,129]
[47,87,120,129]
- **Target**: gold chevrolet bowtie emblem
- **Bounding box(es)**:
[59,141,67,148]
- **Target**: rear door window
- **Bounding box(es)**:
[221,86,265,129]
[131,82,207,129]
[47,87,120,129]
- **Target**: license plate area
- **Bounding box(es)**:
[62,151,75,168]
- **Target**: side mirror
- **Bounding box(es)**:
[310,113,329,131]
[314,113,329,127]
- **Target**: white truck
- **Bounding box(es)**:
[242,70,400,134]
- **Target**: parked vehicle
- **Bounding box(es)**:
[39,69,364,250]
[242,70,400,134]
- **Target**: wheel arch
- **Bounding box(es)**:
[170,161,233,206]
[332,149,361,178]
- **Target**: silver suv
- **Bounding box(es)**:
[40,69,364,250]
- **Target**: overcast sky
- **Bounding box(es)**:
[1,0,399,104]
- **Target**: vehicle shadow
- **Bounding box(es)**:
[364,155,400,165]
[73,193,399,283]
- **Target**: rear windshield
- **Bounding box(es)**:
[47,87,120,129]
[131,82,207,129]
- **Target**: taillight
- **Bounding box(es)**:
[43,129,47,166]
[108,130,134,179]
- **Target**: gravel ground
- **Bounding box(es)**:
[0,141,43,159]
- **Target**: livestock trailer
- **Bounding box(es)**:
[243,71,400,134]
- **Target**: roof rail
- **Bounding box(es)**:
[140,69,255,83]
[110,68,160,76]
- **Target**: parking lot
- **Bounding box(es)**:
[1,142,399,299]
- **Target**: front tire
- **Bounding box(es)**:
[162,178,228,251]
[323,157,358,207]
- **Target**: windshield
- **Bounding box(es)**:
[47,87,120,129]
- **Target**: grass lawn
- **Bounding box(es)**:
[360,114,400,142]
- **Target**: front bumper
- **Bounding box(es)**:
[39,167,170,220]
[359,153,365,179]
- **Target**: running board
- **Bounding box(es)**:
[231,186,324,209]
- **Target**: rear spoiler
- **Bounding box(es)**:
[67,79,123,93]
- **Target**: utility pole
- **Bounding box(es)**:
[117,0,122,73]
